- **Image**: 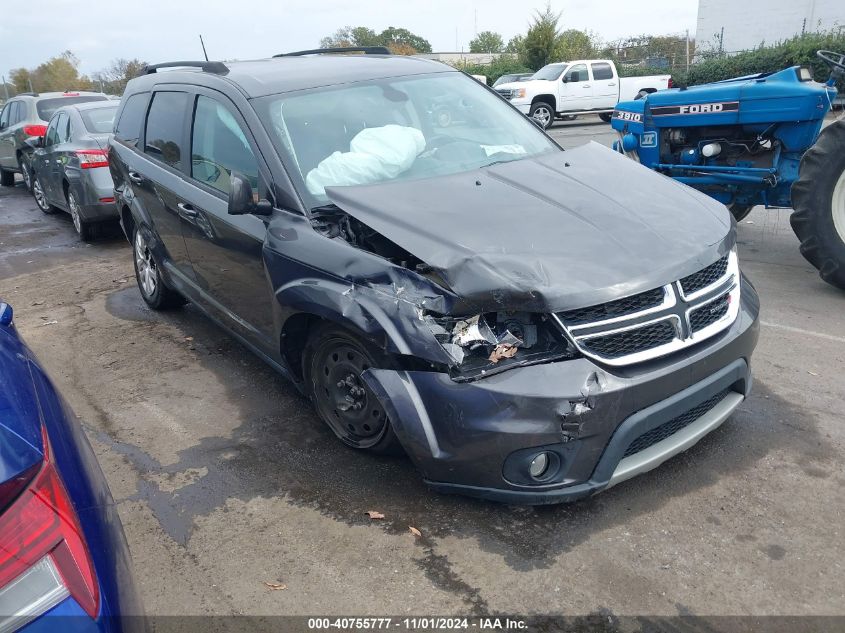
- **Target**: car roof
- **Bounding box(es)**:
[132,55,456,98]
[12,91,107,101]
[71,100,119,112]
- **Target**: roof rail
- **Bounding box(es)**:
[273,46,391,58]
[16,92,39,97]
[143,61,229,75]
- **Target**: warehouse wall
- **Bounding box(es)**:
[696,0,843,54]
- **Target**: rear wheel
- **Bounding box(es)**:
[790,121,845,289]
[599,112,613,123]
[0,166,14,187]
[529,101,554,130]
[303,324,401,454]
[32,177,56,214]
[18,157,32,192]
[132,227,186,309]
[68,190,94,242]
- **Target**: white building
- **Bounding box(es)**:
[696,0,843,54]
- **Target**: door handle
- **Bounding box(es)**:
[127,171,145,185]
[582,84,591,88]
[177,202,198,219]
[608,82,617,86]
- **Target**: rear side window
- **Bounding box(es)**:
[114,93,149,145]
[144,91,189,170]
[191,95,258,193]
[81,105,119,134]
[591,63,614,81]
[36,96,107,121]
[11,101,25,124]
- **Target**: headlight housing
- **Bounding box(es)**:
[426,311,578,380]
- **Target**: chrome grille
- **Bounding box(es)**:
[495,88,514,100]
[553,250,740,366]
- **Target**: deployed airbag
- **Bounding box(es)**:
[306,125,426,196]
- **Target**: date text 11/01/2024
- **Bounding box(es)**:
[307,617,527,630]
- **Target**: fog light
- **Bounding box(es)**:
[529,453,550,479]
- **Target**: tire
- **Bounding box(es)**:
[599,112,613,123]
[18,157,32,192]
[0,167,13,187]
[32,176,57,214]
[790,121,845,290]
[132,226,186,309]
[728,203,753,222]
[303,323,402,454]
[68,190,95,242]
[528,101,554,130]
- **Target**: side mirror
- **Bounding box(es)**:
[561,76,569,83]
[228,171,272,216]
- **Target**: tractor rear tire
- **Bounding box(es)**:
[790,121,845,290]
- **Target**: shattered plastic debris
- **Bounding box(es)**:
[451,315,496,348]
[440,343,465,365]
[488,343,518,363]
[496,329,523,347]
[263,582,287,591]
[365,510,385,520]
[408,526,422,538]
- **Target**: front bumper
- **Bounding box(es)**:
[363,276,759,504]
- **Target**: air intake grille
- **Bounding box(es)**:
[690,294,730,333]
[680,255,729,296]
[580,320,677,359]
[558,287,665,326]
[623,389,730,458]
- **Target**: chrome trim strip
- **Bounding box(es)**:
[607,391,744,488]
[565,284,675,333]
[678,250,737,302]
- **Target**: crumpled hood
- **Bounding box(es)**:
[326,142,733,312]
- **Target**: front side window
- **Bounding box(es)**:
[256,72,559,206]
[564,64,588,83]
[591,63,613,81]
[144,91,189,170]
[190,95,258,194]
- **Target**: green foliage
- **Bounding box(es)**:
[521,4,562,70]
[685,31,845,86]
[9,51,93,93]
[470,31,505,54]
[506,35,525,54]
[555,29,600,62]
[456,57,534,85]
[319,25,432,54]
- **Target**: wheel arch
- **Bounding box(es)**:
[531,94,556,110]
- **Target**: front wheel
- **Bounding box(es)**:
[303,324,401,454]
[132,226,186,309]
[790,121,845,290]
[528,102,554,130]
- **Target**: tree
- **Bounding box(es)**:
[9,51,92,93]
[506,35,525,54]
[470,31,504,53]
[555,29,599,62]
[10,68,33,93]
[92,58,147,95]
[319,26,432,54]
[521,4,562,70]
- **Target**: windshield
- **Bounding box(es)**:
[80,104,118,134]
[532,64,566,81]
[255,72,559,206]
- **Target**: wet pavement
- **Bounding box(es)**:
[1,122,843,619]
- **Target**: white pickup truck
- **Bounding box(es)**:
[494,59,672,129]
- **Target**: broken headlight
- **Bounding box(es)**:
[426,312,578,379]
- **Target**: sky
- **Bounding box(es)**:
[0,0,699,81]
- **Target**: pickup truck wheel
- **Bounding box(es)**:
[599,112,613,123]
[790,121,845,289]
[529,102,554,130]
[304,324,402,455]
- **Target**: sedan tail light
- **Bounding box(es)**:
[22,125,48,138]
[0,426,99,627]
[76,150,109,170]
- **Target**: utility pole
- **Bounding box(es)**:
[719,27,725,57]
[685,29,690,72]
[28,77,34,93]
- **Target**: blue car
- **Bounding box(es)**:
[0,301,145,632]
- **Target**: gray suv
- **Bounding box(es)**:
[0,91,109,189]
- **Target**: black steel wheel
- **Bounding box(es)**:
[304,324,401,454]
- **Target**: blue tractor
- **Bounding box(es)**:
[611,50,845,289]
